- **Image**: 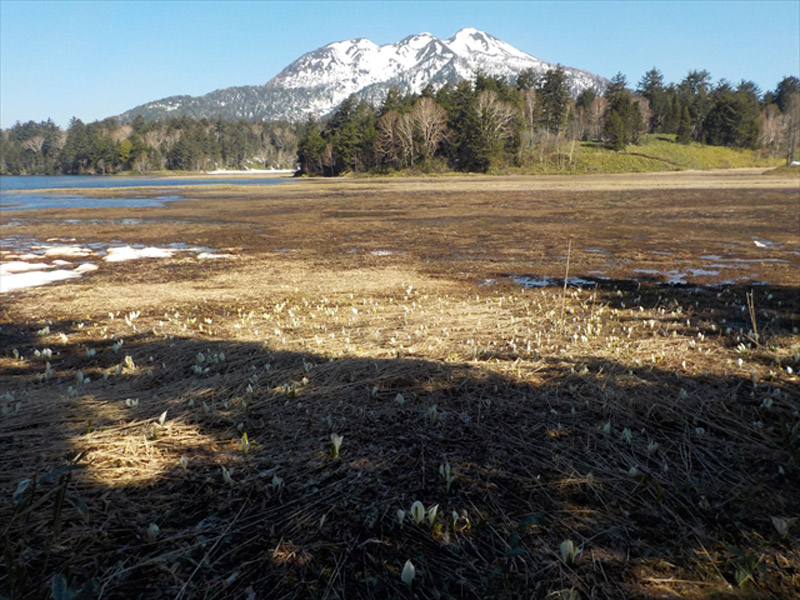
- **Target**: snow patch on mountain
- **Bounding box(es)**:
[119,28,607,123]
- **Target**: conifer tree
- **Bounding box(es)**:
[676,105,692,144]
[637,67,668,132]
[538,66,569,133]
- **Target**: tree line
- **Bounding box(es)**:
[0,116,297,175]
[1,70,798,176]
[297,69,800,175]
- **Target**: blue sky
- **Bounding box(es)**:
[1,0,798,129]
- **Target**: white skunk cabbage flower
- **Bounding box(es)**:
[560,539,578,564]
[146,523,159,541]
[439,462,454,492]
[396,509,406,526]
[158,410,167,426]
[221,465,233,486]
[427,504,439,526]
[400,559,415,586]
[771,516,789,537]
[179,456,188,470]
[410,501,425,525]
[330,433,343,458]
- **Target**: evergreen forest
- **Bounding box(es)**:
[1,69,798,176]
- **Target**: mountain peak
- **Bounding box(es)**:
[118,29,607,123]
[446,27,495,51]
[450,26,485,37]
[445,28,534,61]
[399,32,436,42]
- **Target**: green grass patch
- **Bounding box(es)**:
[628,134,781,169]
[513,134,782,175]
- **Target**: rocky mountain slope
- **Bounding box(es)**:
[119,28,607,123]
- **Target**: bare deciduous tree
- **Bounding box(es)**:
[759,93,800,163]
[759,104,783,156]
[475,90,517,149]
[375,110,401,167]
[784,93,800,164]
[22,135,45,154]
[587,96,608,141]
[111,125,133,144]
[632,96,653,134]
[395,113,415,166]
[517,88,538,162]
[321,143,335,175]
[410,97,447,162]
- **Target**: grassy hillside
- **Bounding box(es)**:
[511,134,783,175]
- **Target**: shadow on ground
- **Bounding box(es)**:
[1,281,799,600]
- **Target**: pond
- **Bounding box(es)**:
[0,174,289,210]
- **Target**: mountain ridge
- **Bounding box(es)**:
[118,28,608,123]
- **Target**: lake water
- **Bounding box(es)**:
[0,174,288,210]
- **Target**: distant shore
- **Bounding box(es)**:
[203,168,295,176]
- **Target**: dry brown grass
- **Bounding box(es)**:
[1,172,799,599]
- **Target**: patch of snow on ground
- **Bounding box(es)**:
[0,261,54,275]
[40,245,94,258]
[104,246,175,262]
[75,263,99,273]
[1,269,82,293]
[1,237,234,293]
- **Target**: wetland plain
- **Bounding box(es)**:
[1,170,799,599]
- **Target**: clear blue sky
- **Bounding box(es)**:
[1,0,798,129]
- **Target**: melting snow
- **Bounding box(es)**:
[75,263,99,273]
[0,261,53,275]
[1,269,82,293]
[104,246,175,262]
[1,238,234,293]
[40,245,93,258]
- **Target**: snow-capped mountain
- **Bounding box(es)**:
[119,28,607,123]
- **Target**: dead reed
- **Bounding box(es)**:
[1,175,799,599]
